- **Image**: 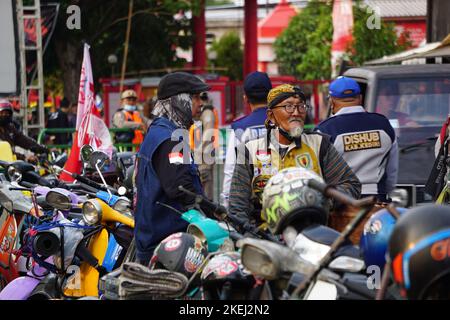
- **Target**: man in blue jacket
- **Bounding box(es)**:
[316,76,398,202]
[134,72,211,265]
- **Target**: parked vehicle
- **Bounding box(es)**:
[343,64,450,206]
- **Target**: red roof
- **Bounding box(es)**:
[258,0,298,38]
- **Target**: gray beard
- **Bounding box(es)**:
[289,126,303,138]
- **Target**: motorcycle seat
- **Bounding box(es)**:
[301,225,342,246]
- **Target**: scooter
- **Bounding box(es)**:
[0,178,39,289]
[0,185,83,299]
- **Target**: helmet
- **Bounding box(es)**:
[0,99,13,113]
[261,167,330,235]
[360,207,408,271]
[121,89,138,100]
[150,232,207,278]
[388,204,450,300]
[0,99,13,126]
[200,251,257,300]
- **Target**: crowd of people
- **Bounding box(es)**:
[3,70,450,300]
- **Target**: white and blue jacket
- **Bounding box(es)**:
[316,106,398,197]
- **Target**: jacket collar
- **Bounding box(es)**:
[333,105,365,116]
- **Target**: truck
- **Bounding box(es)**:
[343,64,450,206]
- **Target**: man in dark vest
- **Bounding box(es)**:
[134,72,211,265]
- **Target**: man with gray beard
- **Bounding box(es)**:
[229,84,361,226]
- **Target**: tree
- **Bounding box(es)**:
[274,0,411,79]
[208,31,243,80]
[346,3,411,66]
[41,0,201,102]
[274,0,332,80]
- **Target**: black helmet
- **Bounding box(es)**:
[200,251,257,300]
[150,232,207,278]
[157,72,210,100]
[388,204,450,300]
[261,167,330,235]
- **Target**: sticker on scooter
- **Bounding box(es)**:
[164,238,182,252]
[184,247,204,273]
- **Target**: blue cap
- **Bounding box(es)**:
[243,71,272,100]
[329,76,361,98]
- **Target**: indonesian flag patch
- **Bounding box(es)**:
[168,152,184,164]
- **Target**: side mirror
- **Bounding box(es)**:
[89,151,110,170]
[80,145,94,164]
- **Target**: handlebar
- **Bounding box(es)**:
[307,179,376,208]
[178,185,227,220]
[177,185,280,242]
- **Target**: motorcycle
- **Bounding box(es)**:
[237,180,392,300]
[0,148,134,299]
[0,178,41,289]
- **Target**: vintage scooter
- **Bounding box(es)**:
[61,147,134,298]
[0,185,83,300]
[0,178,40,289]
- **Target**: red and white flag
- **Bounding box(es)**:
[60,44,113,182]
[331,0,354,77]
[168,152,184,165]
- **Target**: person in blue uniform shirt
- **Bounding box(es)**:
[134,72,212,265]
[316,76,398,202]
[221,71,272,208]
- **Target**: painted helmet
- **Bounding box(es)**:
[200,251,256,300]
[0,99,12,113]
[388,204,450,300]
[359,207,408,271]
[261,167,330,235]
[150,232,207,278]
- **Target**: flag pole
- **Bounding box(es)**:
[120,0,134,93]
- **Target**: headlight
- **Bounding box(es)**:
[112,198,132,216]
[329,256,365,273]
[82,200,102,225]
[241,245,277,279]
[7,166,22,183]
[46,191,72,211]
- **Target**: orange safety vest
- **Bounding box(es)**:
[189,108,219,151]
[123,110,144,148]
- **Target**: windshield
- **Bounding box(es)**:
[375,77,450,128]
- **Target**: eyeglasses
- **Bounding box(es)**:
[272,103,310,113]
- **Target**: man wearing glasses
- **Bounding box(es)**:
[229,84,361,226]
[316,77,398,203]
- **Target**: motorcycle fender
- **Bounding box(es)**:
[0,276,41,300]
[66,229,109,297]
[305,280,338,300]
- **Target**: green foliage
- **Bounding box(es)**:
[206,0,233,6]
[274,0,332,80]
[346,2,412,66]
[209,31,243,80]
[41,0,201,99]
[274,0,411,79]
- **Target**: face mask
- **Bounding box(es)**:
[278,126,303,142]
[124,104,137,112]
